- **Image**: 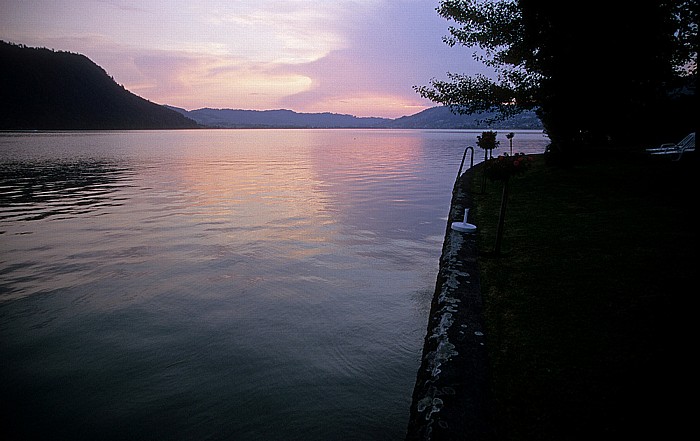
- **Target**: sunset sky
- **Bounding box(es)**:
[1,0,492,118]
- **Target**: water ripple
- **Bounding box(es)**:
[0,160,134,222]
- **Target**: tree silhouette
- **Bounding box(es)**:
[477,130,500,193]
[416,1,697,159]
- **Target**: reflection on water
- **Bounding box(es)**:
[0,160,133,222]
[0,129,549,441]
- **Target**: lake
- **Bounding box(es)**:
[0,129,549,440]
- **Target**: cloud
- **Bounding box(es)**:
[273,0,490,117]
[101,48,316,110]
[205,0,355,64]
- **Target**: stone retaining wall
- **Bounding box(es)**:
[405,168,494,441]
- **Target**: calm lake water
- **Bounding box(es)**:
[0,129,549,440]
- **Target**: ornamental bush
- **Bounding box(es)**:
[477,130,499,152]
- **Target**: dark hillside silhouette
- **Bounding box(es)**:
[0,41,198,130]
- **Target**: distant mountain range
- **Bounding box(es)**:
[165,107,389,129]
[1,40,543,131]
[385,106,543,130]
[167,105,543,130]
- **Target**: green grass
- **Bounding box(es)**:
[471,154,696,440]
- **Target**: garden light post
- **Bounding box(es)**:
[483,153,532,255]
[494,177,510,255]
[507,132,514,155]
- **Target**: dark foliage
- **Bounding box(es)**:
[521,1,696,156]
[417,0,697,158]
[0,41,199,130]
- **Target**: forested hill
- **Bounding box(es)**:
[0,41,198,130]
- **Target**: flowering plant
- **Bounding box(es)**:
[483,152,533,181]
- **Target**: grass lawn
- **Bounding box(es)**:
[470,153,696,440]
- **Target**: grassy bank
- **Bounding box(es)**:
[470,153,696,440]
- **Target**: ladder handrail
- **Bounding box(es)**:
[457,146,474,179]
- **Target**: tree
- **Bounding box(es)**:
[477,130,500,192]
[416,0,698,158]
[477,130,499,162]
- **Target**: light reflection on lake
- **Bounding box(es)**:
[0,129,549,440]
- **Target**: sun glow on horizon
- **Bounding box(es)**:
[295,93,432,119]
